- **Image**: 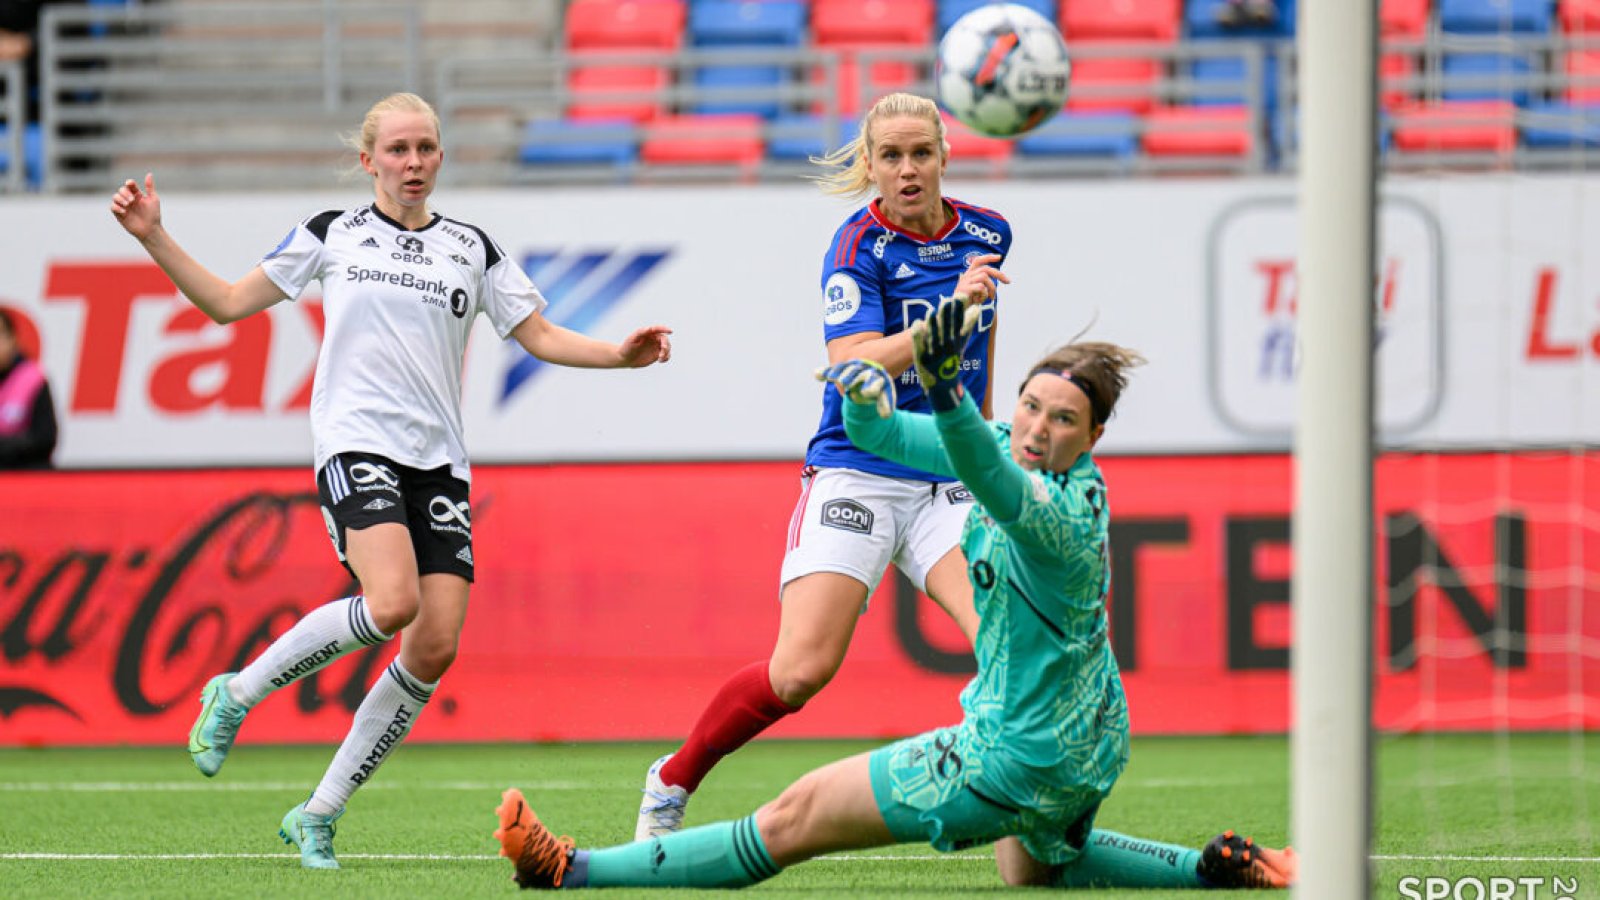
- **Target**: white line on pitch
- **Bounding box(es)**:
[0,780,589,792]
[6,853,1600,864]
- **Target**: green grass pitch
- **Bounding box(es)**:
[2,735,1597,897]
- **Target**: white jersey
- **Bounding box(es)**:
[259,203,544,484]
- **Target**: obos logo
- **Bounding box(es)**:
[823,273,861,326]
[820,498,874,535]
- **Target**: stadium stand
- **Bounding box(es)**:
[10,0,1600,191]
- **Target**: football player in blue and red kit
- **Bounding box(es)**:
[635,92,1012,840]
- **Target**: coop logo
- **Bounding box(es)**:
[499,248,671,405]
[873,231,893,259]
[1206,197,1442,438]
[1396,875,1578,899]
[820,498,874,535]
[962,221,1002,245]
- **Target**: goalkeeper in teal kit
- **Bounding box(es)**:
[492,299,1298,891]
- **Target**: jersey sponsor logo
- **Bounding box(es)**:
[820,498,873,534]
[343,207,371,230]
[360,237,380,248]
[449,288,469,319]
[392,234,434,266]
[344,266,450,299]
[823,273,861,325]
[918,242,953,261]
[872,231,893,259]
[429,495,472,538]
[439,222,478,250]
[894,263,916,279]
[963,221,1002,245]
[263,228,295,261]
[500,248,672,406]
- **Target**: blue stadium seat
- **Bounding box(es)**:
[688,1,806,117]
[692,61,785,117]
[766,114,856,160]
[1521,101,1600,146]
[0,123,42,187]
[937,0,1056,36]
[1438,0,1552,34]
[1188,54,1278,107]
[1442,52,1537,105]
[1184,0,1297,39]
[1015,111,1140,157]
[520,120,638,166]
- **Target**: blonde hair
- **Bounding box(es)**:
[343,92,442,160]
[1024,342,1146,426]
[809,93,949,198]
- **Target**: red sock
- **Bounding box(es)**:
[658,659,801,793]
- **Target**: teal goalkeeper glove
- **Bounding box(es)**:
[910,299,982,413]
[815,359,896,418]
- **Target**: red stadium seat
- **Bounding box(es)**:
[1389,100,1516,153]
[1066,51,1163,113]
[1141,105,1253,156]
[1061,0,1182,42]
[566,0,687,51]
[941,114,1016,161]
[1382,0,1432,37]
[1566,50,1600,102]
[1561,0,1600,34]
[813,0,934,44]
[813,51,922,116]
[640,113,765,165]
[567,58,672,122]
[1380,52,1420,108]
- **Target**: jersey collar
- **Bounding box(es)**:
[369,202,441,233]
[868,197,961,243]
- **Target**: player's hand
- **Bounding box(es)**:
[616,325,673,368]
[815,359,896,418]
[910,299,979,413]
[951,252,1009,307]
[110,173,163,241]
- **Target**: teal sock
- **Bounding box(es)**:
[580,814,781,888]
[1051,829,1203,888]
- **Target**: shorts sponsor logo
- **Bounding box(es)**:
[823,273,861,326]
[455,545,474,566]
[321,506,344,559]
[946,486,974,504]
[349,462,401,496]
[820,498,873,535]
[350,706,413,784]
[429,495,472,538]
[363,497,395,511]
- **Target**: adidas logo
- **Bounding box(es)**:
[360,237,380,248]
[894,263,916,279]
[363,498,394,511]
[450,253,470,266]
[455,546,474,565]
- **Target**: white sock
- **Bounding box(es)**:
[305,659,435,816]
[228,595,389,708]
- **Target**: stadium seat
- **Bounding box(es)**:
[1015,110,1141,157]
[1382,0,1432,37]
[1566,50,1600,102]
[566,58,672,122]
[520,119,639,166]
[566,0,687,50]
[1380,52,1421,108]
[937,0,1055,36]
[1441,52,1537,105]
[812,0,933,114]
[1184,0,1297,39]
[1521,100,1600,146]
[1188,53,1277,108]
[765,114,856,160]
[640,113,765,166]
[0,123,41,187]
[1389,99,1517,153]
[1141,104,1254,156]
[1438,0,1552,34]
[687,1,806,117]
[1062,0,1183,42]
[941,114,1015,165]
[1066,53,1164,113]
[1559,0,1600,34]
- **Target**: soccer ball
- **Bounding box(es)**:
[936,3,1072,138]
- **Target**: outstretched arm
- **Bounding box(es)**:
[818,359,958,478]
[510,312,672,368]
[109,174,286,324]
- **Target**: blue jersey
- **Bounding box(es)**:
[806,196,1011,481]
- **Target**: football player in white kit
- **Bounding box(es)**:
[110,92,673,869]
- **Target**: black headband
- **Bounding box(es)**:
[1022,366,1107,426]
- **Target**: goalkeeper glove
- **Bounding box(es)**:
[815,358,896,419]
[910,299,981,413]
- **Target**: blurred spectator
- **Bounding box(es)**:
[0,0,77,123]
[0,307,58,468]
[1216,0,1277,28]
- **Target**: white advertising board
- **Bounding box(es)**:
[1,174,1596,467]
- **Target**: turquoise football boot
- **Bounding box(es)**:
[280,801,344,870]
[187,673,248,777]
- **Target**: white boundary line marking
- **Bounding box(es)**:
[4,853,1600,863]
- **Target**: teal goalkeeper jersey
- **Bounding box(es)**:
[843,394,1130,791]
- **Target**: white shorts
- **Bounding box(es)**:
[778,467,976,596]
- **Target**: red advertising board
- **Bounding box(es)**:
[1,453,1596,746]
